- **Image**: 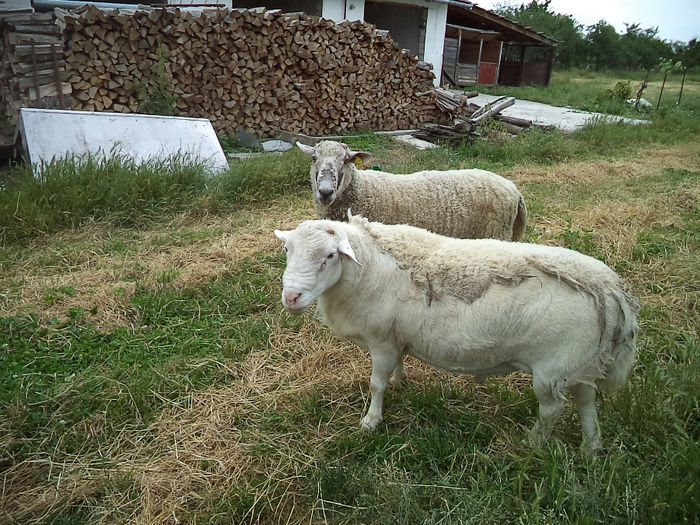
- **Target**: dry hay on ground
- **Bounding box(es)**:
[0,199,314,330]
[505,142,699,184]
[510,143,699,261]
[1,322,529,523]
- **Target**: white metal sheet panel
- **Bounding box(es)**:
[18,108,229,173]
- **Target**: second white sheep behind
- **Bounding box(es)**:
[298,140,528,241]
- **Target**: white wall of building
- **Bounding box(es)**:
[321,0,346,21]
[424,2,447,86]
[344,0,365,21]
[322,0,364,22]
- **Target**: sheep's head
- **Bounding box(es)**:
[297,141,372,205]
[275,221,359,314]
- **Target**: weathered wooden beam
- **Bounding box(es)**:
[469,97,515,124]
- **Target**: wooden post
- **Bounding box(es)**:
[678,67,687,105]
[477,38,483,84]
[494,40,503,86]
[31,40,40,103]
[51,43,65,109]
[544,46,554,86]
[456,29,462,82]
[656,70,668,110]
[517,45,526,86]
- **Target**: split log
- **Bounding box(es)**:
[469,97,515,125]
[494,114,532,128]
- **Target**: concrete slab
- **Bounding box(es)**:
[469,94,648,132]
[18,108,229,173]
[262,139,293,152]
[394,135,438,150]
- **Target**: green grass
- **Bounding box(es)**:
[0,150,310,245]
[479,68,700,116]
[0,70,698,523]
[0,253,294,459]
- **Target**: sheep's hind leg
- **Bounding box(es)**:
[569,382,602,454]
[529,376,566,446]
[361,346,402,431]
[389,356,408,388]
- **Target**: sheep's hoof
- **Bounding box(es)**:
[389,375,408,388]
[526,423,548,448]
[360,414,382,431]
[581,438,603,456]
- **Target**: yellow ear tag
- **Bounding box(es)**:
[353,157,364,168]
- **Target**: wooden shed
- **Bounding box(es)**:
[442,1,556,87]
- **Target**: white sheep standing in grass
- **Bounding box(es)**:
[275,213,639,453]
[297,140,528,241]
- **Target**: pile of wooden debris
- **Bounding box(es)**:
[0,11,70,147]
[416,90,535,145]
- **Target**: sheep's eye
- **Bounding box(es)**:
[327,252,335,259]
[283,246,288,253]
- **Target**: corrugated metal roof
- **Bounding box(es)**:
[447,0,558,46]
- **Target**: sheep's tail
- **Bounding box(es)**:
[511,194,528,241]
[599,288,640,391]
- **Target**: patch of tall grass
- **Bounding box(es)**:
[0,155,211,244]
[0,151,310,245]
[211,149,309,204]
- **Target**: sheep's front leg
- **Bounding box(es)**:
[361,346,402,431]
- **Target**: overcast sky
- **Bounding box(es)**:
[475,0,699,43]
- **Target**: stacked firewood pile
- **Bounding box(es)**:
[55,5,439,136]
[0,11,70,144]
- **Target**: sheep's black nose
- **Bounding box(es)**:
[319,188,334,198]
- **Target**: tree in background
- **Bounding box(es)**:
[586,21,623,70]
[493,0,689,70]
[621,24,673,70]
[494,0,586,68]
[673,39,700,69]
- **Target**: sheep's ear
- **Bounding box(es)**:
[338,238,360,265]
[274,229,290,243]
[346,149,372,164]
[296,142,315,156]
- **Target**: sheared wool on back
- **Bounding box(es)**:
[352,215,630,314]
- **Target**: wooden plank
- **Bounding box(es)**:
[469,97,515,124]
[13,44,57,57]
[15,69,66,89]
[10,24,60,36]
[12,59,65,74]
[7,33,62,45]
[494,114,532,127]
[27,82,72,99]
